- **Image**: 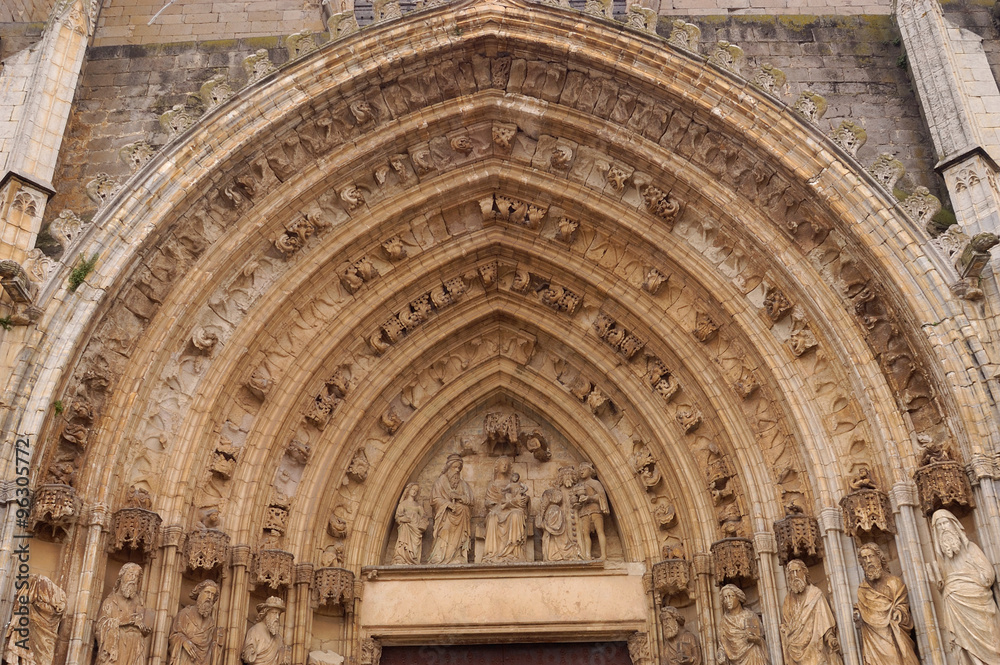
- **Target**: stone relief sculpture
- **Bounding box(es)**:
[96,563,152,665]
[574,461,609,559]
[929,510,1000,665]
[168,580,219,665]
[717,584,770,665]
[780,560,843,665]
[242,597,289,665]
[392,483,429,564]
[3,574,66,665]
[660,605,702,665]
[853,543,919,665]
[428,454,475,564]
[483,456,530,563]
[537,466,582,561]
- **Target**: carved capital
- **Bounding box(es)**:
[84,502,111,528]
[231,544,252,567]
[888,481,920,509]
[295,563,315,586]
[752,530,777,554]
[693,552,714,577]
[161,523,185,548]
[817,507,844,533]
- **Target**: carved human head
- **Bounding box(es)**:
[444,453,463,474]
[931,509,969,559]
[720,584,745,611]
[116,563,143,599]
[579,461,595,479]
[191,579,219,617]
[857,543,888,581]
[558,466,578,488]
[256,596,285,633]
[659,605,685,638]
[404,483,420,500]
[785,559,809,593]
[494,456,512,477]
[510,472,520,484]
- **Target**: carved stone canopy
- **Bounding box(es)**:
[840,488,895,537]
[184,528,231,571]
[913,461,974,516]
[252,548,295,589]
[29,484,81,539]
[711,537,757,586]
[652,558,693,599]
[314,567,355,611]
[109,507,162,556]
[773,513,822,565]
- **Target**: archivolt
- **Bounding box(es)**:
[17,0,988,582]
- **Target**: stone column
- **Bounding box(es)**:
[889,482,946,665]
[150,524,185,665]
[968,454,1000,582]
[66,503,111,665]
[818,508,861,665]
[752,531,782,665]
[692,552,716,662]
[292,563,314,665]
[895,0,1000,237]
[225,545,252,665]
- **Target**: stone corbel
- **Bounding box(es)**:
[0,259,42,325]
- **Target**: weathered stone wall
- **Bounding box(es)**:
[92,0,325,46]
[941,0,1000,82]
[42,38,288,246]
[44,14,948,243]
[668,15,940,193]
[0,0,55,23]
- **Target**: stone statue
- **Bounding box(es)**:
[427,453,474,564]
[168,580,219,665]
[96,563,153,665]
[241,597,289,665]
[3,574,66,665]
[660,605,702,665]
[483,456,529,563]
[536,466,582,561]
[930,509,1000,665]
[717,584,770,665]
[574,461,609,559]
[853,543,919,665]
[392,483,429,564]
[780,559,843,665]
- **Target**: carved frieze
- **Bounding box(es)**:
[773,513,822,565]
[285,30,318,60]
[306,368,350,429]
[211,440,239,479]
[763,287,792,322]
[346,448,370,484]
[369,277,468,353]
[29,484,81,538]
[643,268,667,295]
[555,217,579,243]
[593,313,645,359]
[693,311,719,343]
[631,443,662,490]
[625,4,657,33]
[380,407,402,434]
[792,91,827,123]
[627,633,651,665]
[184,528,230,570]
[119,140,156,171]
[360,638,382,665]
[485,194,547,229]
[654,503,678,529]
[492,122,517,149]
[315,567,355,609]
[200,74,234,110]
[653,558,692,598]
[252,548,294,589]
[708,41,745,74]
[711,537,757,586]
[640,185,682,229]
[675,407,702,434]
[900,187,942,229]
[868,154,905,192]
[243,49,277,85]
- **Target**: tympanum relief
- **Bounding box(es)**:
[384,407,622,564]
